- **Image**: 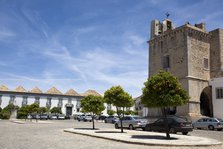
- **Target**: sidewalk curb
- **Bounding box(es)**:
[64,128,222,147]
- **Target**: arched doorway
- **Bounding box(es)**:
[200,87,213,117]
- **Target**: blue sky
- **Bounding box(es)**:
[0,0,223,97]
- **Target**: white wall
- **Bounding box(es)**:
[209,77,223,119]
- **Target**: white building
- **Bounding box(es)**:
[209,78,223,119]
[0,85,105,116]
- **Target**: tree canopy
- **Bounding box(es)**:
[104,85,134,132]
[104,86,134,108]
[141,71,189,139]
[81,95,105,129]
[50,107,62,114]
[141,71,189,108]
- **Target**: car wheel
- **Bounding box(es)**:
[104,120,107,123]
[145,125,151,131]
[115,124,119,129]
[129,124,134,130]
[169,128,176,134]
[208,125,215,130]
[142,128,145,131]
[217,128,222,131]
[182,132,188,135]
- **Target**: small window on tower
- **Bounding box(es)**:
[204,58,209,69]
[163,55,170,68]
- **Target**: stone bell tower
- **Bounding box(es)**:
[148,18,215,118]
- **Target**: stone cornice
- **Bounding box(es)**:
[148,24,211,44]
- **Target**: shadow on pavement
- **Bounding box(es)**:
[95,131,127,133]
[74,128,99,130]
[131,135,178,140]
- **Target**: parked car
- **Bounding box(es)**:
[40,114,48,120]
[57,114,65,120]
[98,115,108,121]
[49,114,58,120]
[145,116,193,135]
[114,116,148,130]
[30,114,40,119]
[193,117,223,131]
[104,116,119,123]
[77,114,86,121]
[83,115,92,122]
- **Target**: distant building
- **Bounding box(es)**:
[0,85,103,116]
[136,18,223,118]
[209,78,223,119]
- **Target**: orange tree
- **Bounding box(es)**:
[141,71,189,139]
[104,86,134,133]
[81,95,105,129]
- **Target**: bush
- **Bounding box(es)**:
[17,105,29,119]
[0,110,11,119]
[0,104,15,119]
[50,107,62,114]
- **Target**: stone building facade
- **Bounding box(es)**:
[147,19,223,118]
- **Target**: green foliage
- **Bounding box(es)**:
[17,105,29,119]
[81,95,105,129]
[0,110,11,119]
[38,107,48,114]
[81,95,105,115]
[0,103,15,119]
[0,107,2,113]
[4,103,15,113]
[104,86,134,110]
[50,107,62,114]
[104,86,134,133]
[141,71,189,108]
[107,109,116,116]
[28,103,40,114]
[131,110,138,115]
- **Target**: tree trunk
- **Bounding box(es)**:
[92,115,95,130]
[120,107,125,133]
[163,107,170,139]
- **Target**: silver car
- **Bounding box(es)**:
[104,116,119,123]
[193,117,223,131]
[114,116,148,130]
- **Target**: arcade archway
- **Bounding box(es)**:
[200,87,213,117]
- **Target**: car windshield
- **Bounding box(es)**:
[133,116,144,119]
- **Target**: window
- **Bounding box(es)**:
[58,98,63,107]
[76,101,81,108]
[107,104,111,110]
[9,96,15,104]
[35,97,40,104]
[204,58,209,69]
[46,98,52,108]
[68,98,72,104]
[22,96,28,106]
[163,55,170,68]
[216,88,223,99]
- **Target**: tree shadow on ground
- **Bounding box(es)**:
[131,135,178,140]
[95,131,127,133]
[74,128,100,130]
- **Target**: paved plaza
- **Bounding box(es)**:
[0,119,223,149]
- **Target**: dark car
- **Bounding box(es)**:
[39,114,48,120]
[145,116,193,135]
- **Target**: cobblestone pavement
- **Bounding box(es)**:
[0,120,222,149]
